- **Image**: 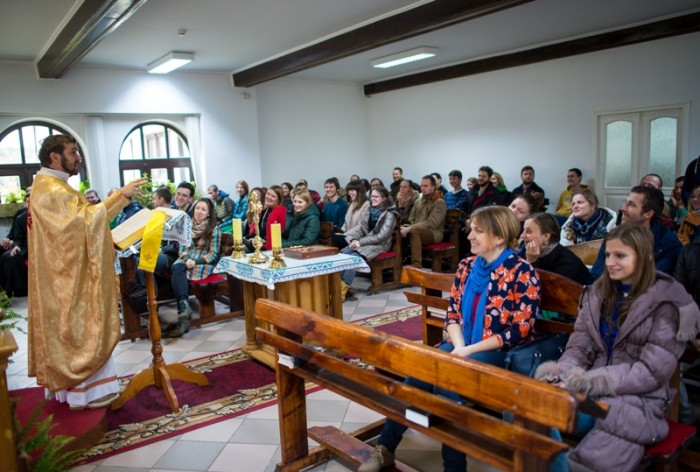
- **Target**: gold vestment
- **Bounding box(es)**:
[27,172,129,392]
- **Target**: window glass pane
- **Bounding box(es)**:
[151,168,168,187]
[122,169,142,184]
[173,167,191,183]
[23,126,50,164]
[648,117,677,188]
[0,175,21,202]
[0,130,22,164]
[143,124,166,159]
[120,129,143,160]
[604,120,632,188]
[167,130,190,158]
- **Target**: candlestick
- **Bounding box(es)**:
[232,218,242,243]
[269,246,286,269]
[271,223,281,249]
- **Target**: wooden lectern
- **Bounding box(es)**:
[111,210,208,413]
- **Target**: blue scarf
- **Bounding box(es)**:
[461,248,514,345]
[368,207,382,231]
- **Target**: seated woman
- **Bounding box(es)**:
[360,206,540,472]
[395,179,418,225]
[560,188,616,246]
[509,193,540,229]
[520,212,591,285]
[282,189,321,247]
[232,180,250,221]
[333,180,369,249]
[280,182,294,213]
[245,185,286,252]
[166,198,221,338]
[339,186,396,296]
[535,223,700,472]
[677,184,700,245]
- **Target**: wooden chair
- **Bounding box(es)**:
[422,208,461,273]
[319,221,334,246]
[367,226,403,295]
[567,239,603,266]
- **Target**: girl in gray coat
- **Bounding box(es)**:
[536,223,700,472]
[340,186,397,292]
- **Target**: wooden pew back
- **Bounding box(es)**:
[400,266,584,346]
[255,298,607,472]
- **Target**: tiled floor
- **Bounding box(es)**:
[6,277,496,472]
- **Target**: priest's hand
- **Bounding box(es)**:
[120,177,148,199]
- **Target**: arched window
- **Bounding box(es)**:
[119,122,193,186]
[0,121,86,200]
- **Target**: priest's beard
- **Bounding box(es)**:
[60,156,80,176]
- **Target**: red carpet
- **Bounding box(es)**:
[11,306,421,464]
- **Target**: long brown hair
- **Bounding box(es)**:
[346,180,367,211]
[596,223,656,328]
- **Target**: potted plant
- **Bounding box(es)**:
[0,190,26,218]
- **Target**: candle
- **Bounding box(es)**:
[233,218,242,243]
[271,223,281,248]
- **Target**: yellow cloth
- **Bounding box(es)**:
[138,210,168,273]
[27,173,129,392]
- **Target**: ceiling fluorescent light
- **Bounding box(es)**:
[371,47,438,69]
[147,52,194,74]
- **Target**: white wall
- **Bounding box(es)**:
[0,63,261,195]
[2,32,699,203]
[363,33,700,200]
[255,78,370,191]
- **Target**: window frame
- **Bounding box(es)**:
[118,122,193,186]
[0,120,87,192]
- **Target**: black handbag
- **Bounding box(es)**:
[504,332,569,378]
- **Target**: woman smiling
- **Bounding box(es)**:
[560,188,616,246]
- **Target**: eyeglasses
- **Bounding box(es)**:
[370,195,382,199]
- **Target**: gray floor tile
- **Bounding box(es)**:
[305,399,349,423]
[229,418,281,445]
[152,441,225,471]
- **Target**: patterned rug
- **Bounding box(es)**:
[78,305,421,463]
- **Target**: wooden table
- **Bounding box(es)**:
[214,251,369,367]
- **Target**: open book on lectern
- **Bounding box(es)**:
[112,207,188,251]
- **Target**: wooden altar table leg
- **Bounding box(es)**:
[111,272,208,413]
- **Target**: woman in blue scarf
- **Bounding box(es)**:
[560,188,615,246]
[360,206,540,472]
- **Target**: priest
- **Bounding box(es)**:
[27,134,146,410]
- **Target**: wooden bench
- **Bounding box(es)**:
[367,226,404,295]
[254,298,608,472]
[422,208,461,273]
[400,266,697,472]
[118,232,243,341]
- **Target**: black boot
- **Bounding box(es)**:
[163,300,192,338]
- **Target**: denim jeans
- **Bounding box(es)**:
[340,247,361,286]
[377,342,507,472]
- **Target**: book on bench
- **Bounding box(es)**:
[405,407,442,428]
[112,207,182,251]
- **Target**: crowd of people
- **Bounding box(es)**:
[5,133,700,470]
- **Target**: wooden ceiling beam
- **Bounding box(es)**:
[364,11,700,95]
[232,0,533,88]
[37,0,148,79]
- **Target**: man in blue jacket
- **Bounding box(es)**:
[591,185,682,279]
